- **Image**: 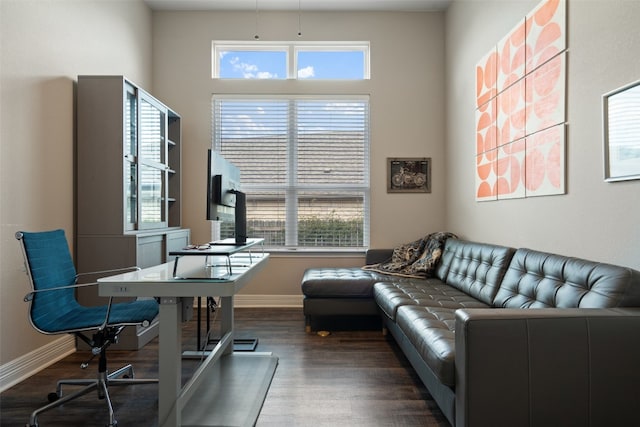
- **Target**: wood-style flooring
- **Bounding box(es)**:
[0,308,449,426]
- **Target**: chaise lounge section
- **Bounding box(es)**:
[301,249,393,332]
[301,236,640,426]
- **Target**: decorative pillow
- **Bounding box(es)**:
[362,231,457,279]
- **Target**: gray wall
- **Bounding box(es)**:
[151,10,447,298]
[0,0,153,365]
[444,0,640,270]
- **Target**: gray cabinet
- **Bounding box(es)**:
[76,75,189,349]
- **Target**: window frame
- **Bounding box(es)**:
[212,41,370,80]
[293,43,370,80]
[212,94,371,251]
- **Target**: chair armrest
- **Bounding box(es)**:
[23,282,97,302]
[365,249,393,265]
[454,308,640,427]
[24,266,141,301]
[75,266,141,280]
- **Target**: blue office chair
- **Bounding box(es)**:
[16,229,159,427]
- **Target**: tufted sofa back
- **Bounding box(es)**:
[494,248,640,308]
[435,239,516,305]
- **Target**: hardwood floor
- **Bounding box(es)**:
[0,308,449,426]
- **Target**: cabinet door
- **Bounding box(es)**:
[124,84,138,231]
[166,229,190,261]
[167,111,182,227]
[137,235,164,268]
[138,93,168,229]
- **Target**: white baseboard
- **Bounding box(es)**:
[0,335,76,393]
[235,294,303,308]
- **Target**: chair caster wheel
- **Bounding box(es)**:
[47,392,59,403]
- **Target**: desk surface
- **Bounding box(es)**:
[98,252,269,298]
[97,251,275,427]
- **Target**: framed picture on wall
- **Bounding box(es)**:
[387,158,431,193]
[603,79,640,182]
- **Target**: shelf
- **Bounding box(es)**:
[169,239,265,279]
[170,238,264,257]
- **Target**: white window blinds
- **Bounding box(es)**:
[212,95,370,249]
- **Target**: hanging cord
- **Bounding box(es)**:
[254,0,260,40]
[297,0,302,37]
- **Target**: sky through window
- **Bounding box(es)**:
[219,50,287,79]
[216,44,368,80]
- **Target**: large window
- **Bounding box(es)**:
[213,95,370,249]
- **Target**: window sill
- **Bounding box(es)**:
[264,247,366,258]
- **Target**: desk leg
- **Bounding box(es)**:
[220,295,234,355]
[159,297,182,427]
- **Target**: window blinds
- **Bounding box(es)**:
[212,95,370,248]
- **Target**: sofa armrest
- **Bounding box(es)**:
[454,308,640,427]
[365,249,393,265]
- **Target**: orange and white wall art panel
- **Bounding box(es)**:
[526,52,566,136]
[497,138,527,199]
[475,0,567,201]
[525,124,566,197]
[476,48,498,110]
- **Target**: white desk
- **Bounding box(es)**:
[98,252,276,427]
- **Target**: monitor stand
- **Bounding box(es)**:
[232,189,247,245]
[209,238,247,247]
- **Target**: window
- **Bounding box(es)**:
[216,46,288,79]
[295,46,368,80]
[213,41,370,80]
[213,95,370,249]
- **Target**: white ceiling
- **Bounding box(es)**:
[143,0,451,12]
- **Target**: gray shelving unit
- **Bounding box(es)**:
[76,75,190,349]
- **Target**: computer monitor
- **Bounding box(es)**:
[206,150,247,244]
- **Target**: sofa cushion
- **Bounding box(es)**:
[494,248,640,308]
[301,268,391,298]
[374,280,490,320]
[395,305,457,387]
[435,239,516,305]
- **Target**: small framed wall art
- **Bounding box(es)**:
[603,79,640,182]
[387,157,431,193]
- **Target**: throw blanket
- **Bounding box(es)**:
[362,231,457,279]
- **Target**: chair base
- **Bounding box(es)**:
[28,364,157,427]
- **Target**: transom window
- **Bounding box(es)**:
[212,95,370,249]
[213,41,370,80]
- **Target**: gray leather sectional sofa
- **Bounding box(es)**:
[301,238,640,427]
